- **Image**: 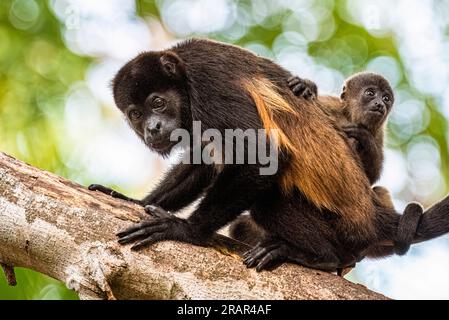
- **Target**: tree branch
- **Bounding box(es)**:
[0,152,387,300]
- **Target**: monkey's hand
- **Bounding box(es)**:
[287,76,318,100]
[342,125,373,152]
[88,184,142,205]
[116,205,205,250]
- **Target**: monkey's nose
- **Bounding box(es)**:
[373,102,385,113]
[147,122,162,136]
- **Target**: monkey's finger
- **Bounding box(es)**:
[303,89,315,100]
[292,84,306,96]
[116,219,168,238]
[144,205,172,218]
[288,78,301,87]
[244,244,280,268]
[243,244,259,257]
[118,224,167,245]
[243,242,263,259]
[243,241,271,259]
[287,76,301,84]
[244,249,264,267]
[131,233,167,251]
[244,256,259,268]
[255,250,286,272]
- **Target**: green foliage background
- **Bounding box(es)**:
[1,0,448,299]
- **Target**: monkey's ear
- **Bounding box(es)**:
[340,86,347,100]
[160,52,185,79]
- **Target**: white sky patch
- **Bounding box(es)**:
[366,56,403,88]
[51,0,151,60]
[378,149,408,195]
[86,60,123,107]
[356,238,449,300]
[160,0,235,36]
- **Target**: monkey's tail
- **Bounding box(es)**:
[366,194,449,259]
[413,194,449,244]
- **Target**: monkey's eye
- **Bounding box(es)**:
[152,97,166,111]
[365,89,375,96]
[129,110,143,121]
[383,95,391,103]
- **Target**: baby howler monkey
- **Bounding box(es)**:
[287,73,422,257]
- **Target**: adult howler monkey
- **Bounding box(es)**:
[89,39,449,272]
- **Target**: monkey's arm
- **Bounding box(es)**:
[342,125,383,184]
[287,76,318,100]
[117,165,273,249]
[142,163,215,212]
[89,163,215,212]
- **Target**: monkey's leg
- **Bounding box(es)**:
[244,190,357,272]
[372,186,395,209]
[228,215,266,247]
[117,165,271,249]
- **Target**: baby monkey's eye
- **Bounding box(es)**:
[129,110,143,121]
[153,97,166,110]
[383,95,391,103]
[365,89,375,96]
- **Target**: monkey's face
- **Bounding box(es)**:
[112,52,191,156]
[342,73,394,132]
[347,84,394,132]
[124,90,187,155]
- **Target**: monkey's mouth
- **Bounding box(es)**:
[368,109,385,116]
[146,139,174,154]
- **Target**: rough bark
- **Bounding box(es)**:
[0,152,387,300]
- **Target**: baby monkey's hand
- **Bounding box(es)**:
[288,76,318,100]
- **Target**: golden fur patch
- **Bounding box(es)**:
[243,77,376,234]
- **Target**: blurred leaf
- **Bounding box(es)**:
[0,268,78,300]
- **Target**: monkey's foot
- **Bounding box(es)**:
[244,238,341,272]
[337,264,355,277]
[243,239,289,272]
[88,184,141,205]
[117,210,205,250]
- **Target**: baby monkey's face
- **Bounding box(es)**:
[344,75,394,132]
[358,85,393,128]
